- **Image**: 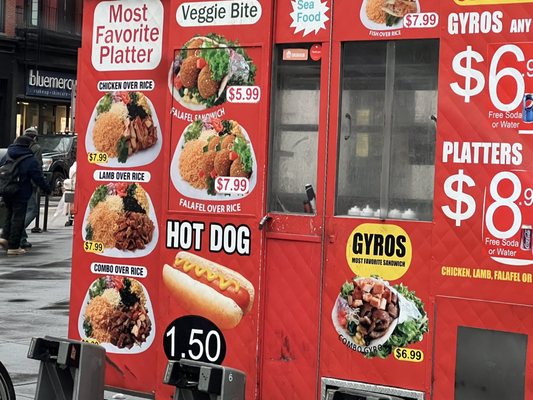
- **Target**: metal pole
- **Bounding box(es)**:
[32,190,42,233]
[43,194,48,231]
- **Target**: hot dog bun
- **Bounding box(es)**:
[162,251,255,330]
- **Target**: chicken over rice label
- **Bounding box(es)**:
[92,91,158,163]
[83,276,152,349]
[178,117,253,195]
[85,182,155,251]
[171,34,256,108]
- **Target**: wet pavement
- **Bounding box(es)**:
[0,198,151,399]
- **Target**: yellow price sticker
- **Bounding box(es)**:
[83,241,104,254]
[87,152,109,164]
[393,347,424,363]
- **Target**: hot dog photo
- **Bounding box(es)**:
[168,34,256,110]
[162,252,255,330]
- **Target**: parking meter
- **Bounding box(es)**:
[163,359,246,400]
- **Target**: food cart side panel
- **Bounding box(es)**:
[68,0,169,394]
[260,236,323,399]
[431,1,533,398]
[433,0,533,304]
[153,1,275,398]
[432,297,533,400]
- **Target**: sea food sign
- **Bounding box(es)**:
[26,69,76,99]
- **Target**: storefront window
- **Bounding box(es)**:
[267,45,321,214]
[336,40,439,221]
[17,101,70,135]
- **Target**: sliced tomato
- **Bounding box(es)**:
[198,170,205,178]
[197,58,207,69]
[111,276,124,290]
[210,169,218,179]
[229,151,238,161]
[211,118,223,133]
[338,316,347,327]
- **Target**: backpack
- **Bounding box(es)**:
[0,154,32,197]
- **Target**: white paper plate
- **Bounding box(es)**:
[170,123,257,201]
[85,94,162,167]
[81,188,159,258]
[359,0,420,31]
[78,278,155,354]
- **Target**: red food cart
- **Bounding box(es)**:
[69,0,533,398]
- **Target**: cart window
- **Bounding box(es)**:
[336,40,438,221]
[455,326,527,400]
[267,44,321,214]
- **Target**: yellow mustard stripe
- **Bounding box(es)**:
[175,258,240,292]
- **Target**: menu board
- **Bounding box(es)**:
[69,0,272,397]
[435,1,533,304]
[68,0,166,393]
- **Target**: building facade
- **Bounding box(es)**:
[0,0,82,147]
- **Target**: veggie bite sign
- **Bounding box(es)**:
[92,0,164,71]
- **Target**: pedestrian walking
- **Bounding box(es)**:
[21,127,43,248]
[0,135,51,255]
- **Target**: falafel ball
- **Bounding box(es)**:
[214,148,232,177]
[186,38,204,58]
[180,56,201,88]
[208,136,221,151]
[230,159,251,178]
[198,65,221,99]
[221,134,236,150]
[201,151,217,178]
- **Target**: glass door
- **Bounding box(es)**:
[319,39,439,391]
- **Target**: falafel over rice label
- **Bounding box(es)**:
[92,0,164,71]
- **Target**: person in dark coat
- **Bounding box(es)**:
[21,127,43,248]
[0,135,51,255]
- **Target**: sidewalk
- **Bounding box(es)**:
[0,197,73,399]
[0,198,151,399]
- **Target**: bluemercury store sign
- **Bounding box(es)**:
[26,69,77,99]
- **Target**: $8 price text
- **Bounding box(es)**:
[394,347,424,362]
[443,170,532,240]
[227,86,260,103]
